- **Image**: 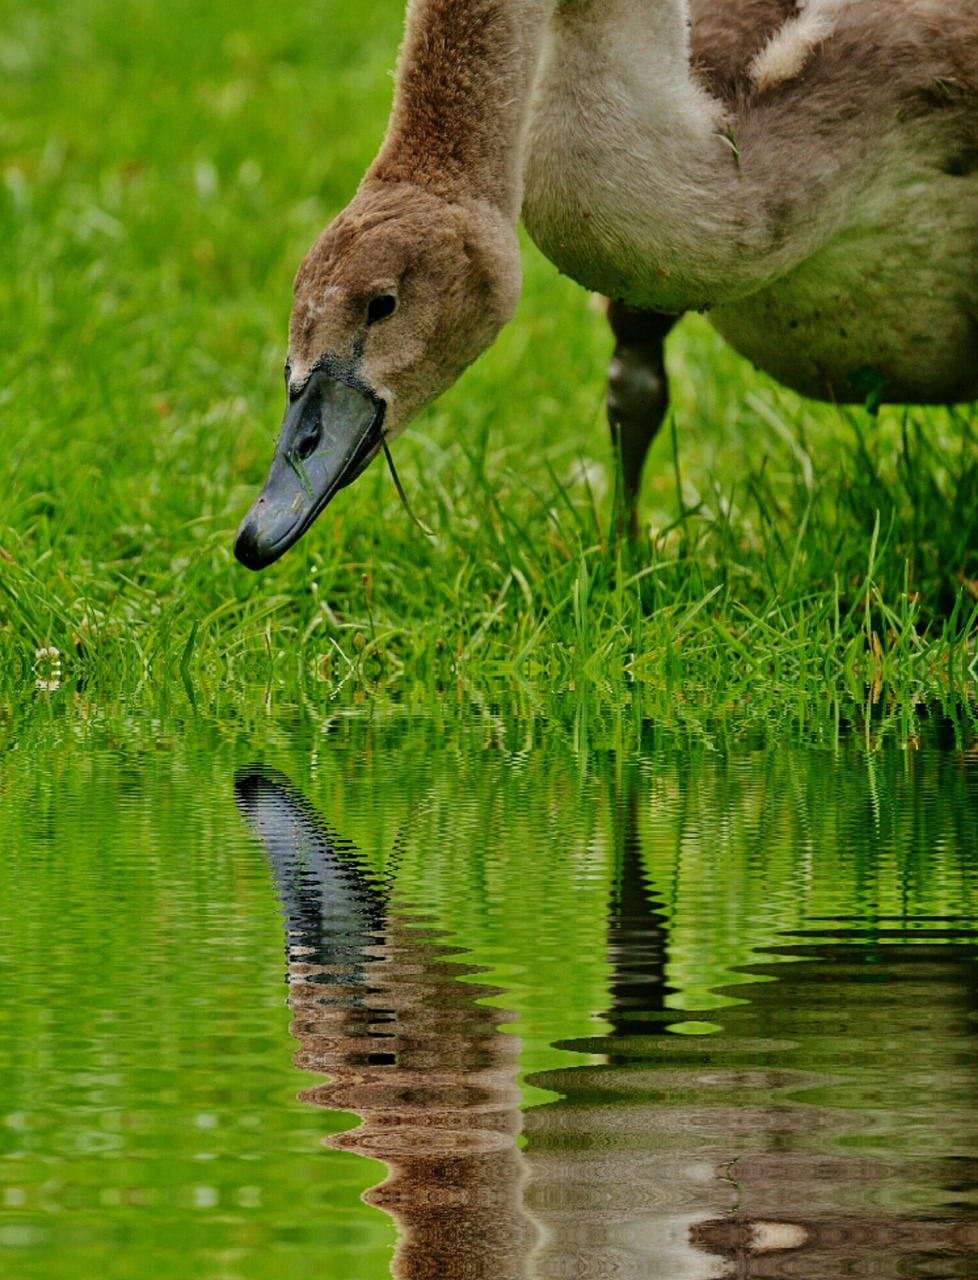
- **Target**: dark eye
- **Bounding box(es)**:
[366,294,397,325]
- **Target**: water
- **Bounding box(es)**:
[2,689,977,1278]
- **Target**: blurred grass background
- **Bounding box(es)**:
[1,0,976,696]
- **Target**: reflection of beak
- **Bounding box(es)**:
[233,762,388,945]
[234,370,384,570]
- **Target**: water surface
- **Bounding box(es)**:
[2,689,976,1278]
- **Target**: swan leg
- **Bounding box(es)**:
[605,301,677,529]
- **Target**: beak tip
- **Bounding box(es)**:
[234,371,384,568]
[233,508,280,571]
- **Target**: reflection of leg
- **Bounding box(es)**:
[605,301,678,526]
[606,768,671,1040]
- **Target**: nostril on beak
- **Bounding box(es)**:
[295,423,320,462]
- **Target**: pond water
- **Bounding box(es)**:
[1,688,977,1279]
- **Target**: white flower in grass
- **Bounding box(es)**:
[34,646,62,692]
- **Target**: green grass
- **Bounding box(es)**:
[2,0,977,700]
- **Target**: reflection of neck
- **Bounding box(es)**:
[235,765,536,1278]
[291,921,536,1280]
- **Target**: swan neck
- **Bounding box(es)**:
[369,0,555,218]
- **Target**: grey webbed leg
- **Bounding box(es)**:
[605,301,678,531]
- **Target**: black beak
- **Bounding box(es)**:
[234,369,384,570]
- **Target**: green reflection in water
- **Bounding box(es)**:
[0,687,976,1278]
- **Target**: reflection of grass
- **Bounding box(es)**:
[1,0,977,694]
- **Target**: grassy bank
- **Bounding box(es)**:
[2,0,977,698]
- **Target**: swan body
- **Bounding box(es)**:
[235,0,978,569]
[526,0,978,401]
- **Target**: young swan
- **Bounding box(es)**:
[234,183,519,569]
[235,0,978,568]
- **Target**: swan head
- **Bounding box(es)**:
[234,181,521,570]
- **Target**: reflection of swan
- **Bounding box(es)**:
[235,764,536,1279]
[235,762,978,1279]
